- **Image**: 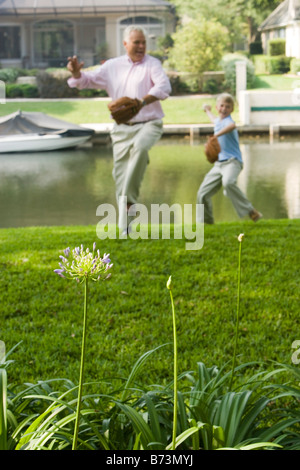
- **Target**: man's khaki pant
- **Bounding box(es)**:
[110,119,163,229]
[197,158,254,224]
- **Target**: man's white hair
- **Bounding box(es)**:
[123,25,147,42]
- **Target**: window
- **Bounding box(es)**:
[0,26,21,59]
[276,28,286,39]
[33,20,74,67]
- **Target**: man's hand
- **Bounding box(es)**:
[67,56,84,79]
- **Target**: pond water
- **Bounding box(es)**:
[0,137,299,228]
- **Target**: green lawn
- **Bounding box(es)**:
[1,219,299,388]
[0,96,224,125]
[252,73,298,91]
[0,73,297,125]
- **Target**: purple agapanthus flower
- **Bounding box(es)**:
[54,242,113,283]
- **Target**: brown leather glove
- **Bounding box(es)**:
[108,97,142,124]
[204,135,221,163]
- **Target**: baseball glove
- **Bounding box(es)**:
[108,97,142,124]
[204,135,221,163]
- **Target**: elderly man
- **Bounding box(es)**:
[67,25,171,234]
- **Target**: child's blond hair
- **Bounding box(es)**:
[216,93,235,109]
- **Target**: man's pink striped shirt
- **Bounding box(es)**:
[68,54,171,123]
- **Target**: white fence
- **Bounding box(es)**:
[239,90,300,126]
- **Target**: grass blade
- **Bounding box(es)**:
[116,402,158,450]
[0,369,7,450]
[121,344,169,402]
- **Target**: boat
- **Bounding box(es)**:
[0,110,95,153]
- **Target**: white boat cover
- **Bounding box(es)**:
[0,110,95,137]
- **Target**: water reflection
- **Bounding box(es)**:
[0,138,299,228]
[240,142,300,221]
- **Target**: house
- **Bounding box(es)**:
[0,0,175,69]
[259,0,300,59]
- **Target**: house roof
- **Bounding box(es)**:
[259,0,300,31]
[0,0,173,16]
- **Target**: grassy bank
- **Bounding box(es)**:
[1,73,297,125]
[0,96,225,125]
[1,219,299,388]
[252,73,298,90]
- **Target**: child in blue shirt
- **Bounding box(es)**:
[197,93,262,224]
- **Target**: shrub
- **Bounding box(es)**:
[290,58,300,74]
[251,54,270,74]
[157,33,174,53]
[21,68,39,77]
[251,54,291,74]
[21,84,39,98]
[166,73,192,95]
[249,41,263,55]
[78,89,108,98]
[202,79,222,94]
[0,68,20,84]
[5,83,23,98]
[268,38,286,56]
[268,55,291,74]
[36,70,79,98]
[0,68,39,84]
[180,74,201,93]
[6,83,39,98]
[147,50,165,61]
[220,53,255,94]
[168,16,228,75]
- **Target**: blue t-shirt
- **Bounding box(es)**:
[214,115,242,163]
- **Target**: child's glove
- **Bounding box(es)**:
[204,135,221,163]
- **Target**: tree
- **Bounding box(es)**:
[168,16,229,75]
[234,0,284,44]
[171,0,284,50]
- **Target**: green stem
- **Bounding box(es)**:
[0,368,7,451]
[169,288,178,450]
[72,277,88,450]
[230,241,242,389]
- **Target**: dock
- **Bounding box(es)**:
[81,122,300,145]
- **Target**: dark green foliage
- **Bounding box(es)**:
[78,88,108,98]
[290,58,300,74]
[268,38,286,56]
[0,68,22,84]
[36,70,78,98]
[249,42,263,55]
[268,56,291,74]
[221,54,256,93]
[202,79,222,94]
[6,83,39,98]
[0,68,39,83]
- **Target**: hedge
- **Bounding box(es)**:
[268,38,286,56]
[5,83,39,98]
[290,58,300,74]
